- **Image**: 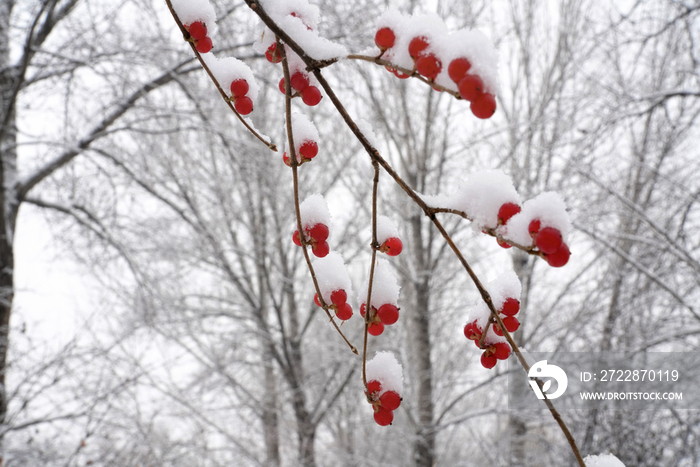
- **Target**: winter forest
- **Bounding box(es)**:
[1,0,700,465]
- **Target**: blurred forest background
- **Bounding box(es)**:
[1,0,700,466]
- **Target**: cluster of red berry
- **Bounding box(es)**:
[292,222,329,257]
[374,27,496,119]
[230,78,254,115]
[494,201,571,268]
[360,302,399,337]
[366,379,402,426]
[282,138,318,166]
[185,21,213,54]
[463,303,516,370]
[314,289,352,321]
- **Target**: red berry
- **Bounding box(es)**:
[375,27,396,50]
[502,316,520,333]
[266,43,282,63]
[368,321,384,336]
[528,219,541,236]
[536,227,563,254]
[380,391,401,411]
[500,298,520,317]
[230,79,249,98]
[493,342,511,360]
[408,36,430,59]
[481,352,497,369]
[293,230,302,246]
[301,86,322,106]
[393,69,410,79]
[330,289,347,306]
[367,380,381,396]
[377,303,399,325]
[283,152,291,167]
[493,323,503,336]
[415,54,442,79]
[545,243,570,268]
[463,321,481,341]
[498,203,521,225]
[308,223,329,242]
[374,407,393,426]
[234,96,253,115]
[314,293,322,307]
[290,71,310,92]
[299,140,318,159]
[336,302,353,320]
[497,237,512,249]
[196,36,213,54]
[278,77,287,94]
[188,21,207,41]
[448,57,471,83]
[360,303,366,317]
[471,93,497,119]
[312,240,329,258]
[382,237,403,256]
[458,74,483,101]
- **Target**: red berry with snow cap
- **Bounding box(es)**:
[528,219,541,237]
[408,36,430,59]
[188,21,207,41]
[308,223,329,243]
[498,203,521,225]
[290,71,310,92]
[500,298,520,317]
[230,79,249,98]
[331,289,347,306]
[299,140,318,159]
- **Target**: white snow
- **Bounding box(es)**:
[285,112,319,158]
[376,215,400,245]
[171,0,217,31]
[584,454,626,467]
[299,194,331,231]
[312,251,353,303]
[484,270,521,311]
[366,351,403,396]
[358,258,400,308]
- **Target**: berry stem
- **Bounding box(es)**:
[361,160,381,392]
[164,0,277,151]
[279,38,357,355]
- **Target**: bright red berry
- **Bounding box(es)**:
[301,86,322,106]
[234,96,253,115]
[188,21,207,41]
[416,54,442,79]
[493,342,511,360]
[528,219,541,236]
[312,240,329,258]
[458,74,483,101]
[536,227,563,254]
[367,380,381,396]
[368,321,384,336]
[230,79,249,98]
[293,230,302,246]
[336,302,353,320]
[448,57,471,83]
[308,223,329,242]
[408,36,430,59]
[266,43,282,63]
[283,152,291,167]
[374,407,393,426]
[299,140,318,159]
[331,289,347,306]
[463,321,481,341]
[500,298,520,317]
[493,323,503,336]
[375,27,396,50]
[290,71,310,92]
[393,68,410,79]
[278,77,287,95]
[481,352,497,369]
[502,316,520,333]
[380,391,401,411]
[498,203,521,225]
[377,303,399,325]
[497,237,512,249]
[471,92,497,119]
[545,243,571,268]
[314,293,322,307]
[196,36,213,54]
[360,303,366,317]
[382,237,402,256]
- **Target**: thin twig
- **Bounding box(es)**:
[362,161,381,391]
[279,38,357,355]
